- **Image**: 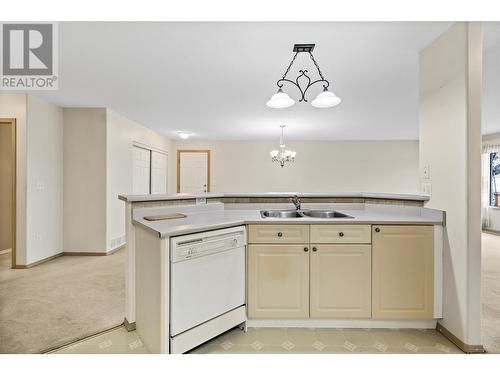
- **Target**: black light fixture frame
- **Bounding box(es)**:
[275,43,330,103]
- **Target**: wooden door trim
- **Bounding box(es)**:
[176,149,211,193]
[0,118,16,268]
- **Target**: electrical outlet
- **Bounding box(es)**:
[196,198,207,205]
[34,233,42,241]
[36,180,45,190]
[421,182,432,196]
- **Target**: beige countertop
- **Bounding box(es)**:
[132,203,443,238]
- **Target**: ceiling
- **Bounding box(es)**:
[34,22,500,140]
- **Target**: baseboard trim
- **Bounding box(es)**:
[12,245,126,268]
[436,322,485,353]
[482,228,500,236]
[63,251,108,256]
[124,317,136,332]
[13,252,63,269]
[62,244,125,257]
[107,244,125,255]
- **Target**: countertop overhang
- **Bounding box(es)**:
[119,192,430,203]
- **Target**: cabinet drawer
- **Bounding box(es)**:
[310,225,371,244]
[248,225,309,244]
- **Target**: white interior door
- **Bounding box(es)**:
[151,151,168,194]
[178,151,209,193]
[132,146,151,194]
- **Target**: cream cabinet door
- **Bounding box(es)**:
[247,245,309,318]
[310,245,371,318]
[372,225,434,319]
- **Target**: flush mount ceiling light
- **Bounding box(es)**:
[270,125,296,168]
[266,43,341,109]
[177,131,191,139]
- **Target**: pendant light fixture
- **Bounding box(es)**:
[266,43,341,109]
[270,125,296,167]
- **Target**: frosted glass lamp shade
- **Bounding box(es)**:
[311,89,341,108]
[266,89,295,109]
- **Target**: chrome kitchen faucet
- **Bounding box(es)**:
[291,195,301,210]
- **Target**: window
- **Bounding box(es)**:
[490,152,500,206]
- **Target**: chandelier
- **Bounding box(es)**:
[266,43,341,109]
[270,125,296,167]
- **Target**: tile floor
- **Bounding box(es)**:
[51,326,462,354]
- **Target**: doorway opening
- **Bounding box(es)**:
[0,118,16,269]
[177,149,211,194]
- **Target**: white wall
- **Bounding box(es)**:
[25,96,64,264]
[63,108,108,253]
[419,22,482,346]
[0,94,27,265]
[0,122,13,251]
[106,109,172,251]
[0,94,64,265]
[482,43,500,135]
[171,140,419,194]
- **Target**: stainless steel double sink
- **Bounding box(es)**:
[260,209,353,219]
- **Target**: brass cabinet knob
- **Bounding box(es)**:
[304,247,309,252]
[312,247,318,252]
[339,232,344,237]
[277,232,283,237]
[375,227,380,233]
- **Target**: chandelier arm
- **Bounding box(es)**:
[281,52,299,80]
[295,70,311,102]
[302,78,330,99]
[309,52,326,81]
[276,78,306,101]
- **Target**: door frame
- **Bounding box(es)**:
[0,118,16,268]
[176,149,211,193]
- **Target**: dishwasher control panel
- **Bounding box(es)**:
[170,226,246,263]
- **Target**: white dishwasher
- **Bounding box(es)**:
[169,226,246,353]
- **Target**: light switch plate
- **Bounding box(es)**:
[423,165,430,180]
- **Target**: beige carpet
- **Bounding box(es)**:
[0,250,125,353]
[482,233,500,353]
